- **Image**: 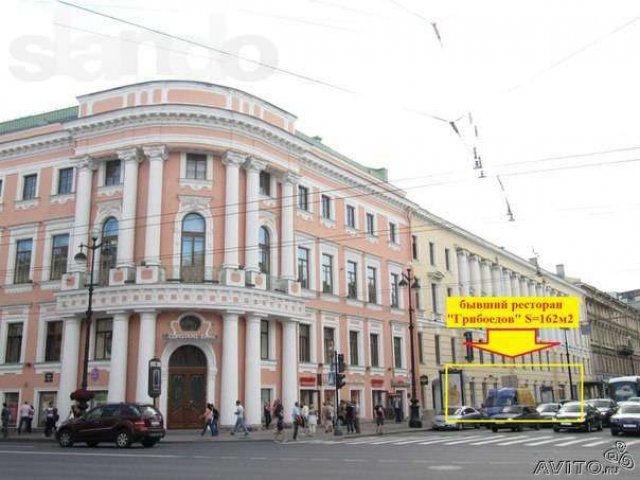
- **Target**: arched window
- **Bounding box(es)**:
[99,217,118,285]
[258,227,270,275]
[181,213,205,283]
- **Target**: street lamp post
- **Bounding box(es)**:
[563,328,575,401]
[399,268,422,428]
[71,236,107,413]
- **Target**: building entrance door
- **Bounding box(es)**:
[168,345,207,429]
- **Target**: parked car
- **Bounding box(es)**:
[626,397,640,403]
[56,403,165,448]
[432,406,486,430]
[610,403,640,436]
[587,398,618,427]
[490,406,541,432]
[536,403,561,427]
[553,402,602,433]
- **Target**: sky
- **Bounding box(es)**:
[2,0,640,292]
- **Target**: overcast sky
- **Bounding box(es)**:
[3,0,640,292]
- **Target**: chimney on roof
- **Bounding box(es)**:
[555,264,565,278]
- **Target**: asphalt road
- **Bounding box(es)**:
[0,430,638,480]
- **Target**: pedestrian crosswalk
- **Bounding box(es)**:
[290,433,640,449]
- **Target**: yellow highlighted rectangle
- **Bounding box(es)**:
[445,296,580,329]
[443,363,584,424]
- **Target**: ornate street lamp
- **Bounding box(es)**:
[70,237,108,413]
[399,268,423,428]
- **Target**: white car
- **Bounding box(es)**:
[432,406,484,430]
[610,403,640,436]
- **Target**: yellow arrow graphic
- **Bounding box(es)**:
[465,329,559,359]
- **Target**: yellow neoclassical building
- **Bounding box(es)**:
[409,209,594,416]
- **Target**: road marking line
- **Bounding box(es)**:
[442,435,484,445]
[393,438,434,445]
[621,439,640,447]
[343,459,365,462]
[554,438,592,446]
[525,436,575,446]
[378,459,399,463]
[249,457,268,460]
[0,450,180,459]
[418,438,456,445]
[497,436,550,446]
[468,435,511,445]
[582,440,611,447]
[369,439,412,445]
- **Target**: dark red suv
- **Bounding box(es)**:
[56,403,165,448]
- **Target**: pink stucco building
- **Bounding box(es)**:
[0,81,417,428]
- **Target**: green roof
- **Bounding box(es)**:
[0,106,79,136]
[296,131,388,182]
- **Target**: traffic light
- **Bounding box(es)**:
[336,372,346,388]
[335,353,346,388]
[464,331,474,361]
[337,353,345,373]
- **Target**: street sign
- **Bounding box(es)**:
[148,358,162,398]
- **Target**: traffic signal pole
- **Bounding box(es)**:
[334,350,343,436]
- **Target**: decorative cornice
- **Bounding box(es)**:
[142,144,169,162]
[117,146,142,163]
[0,131,72,161]
[222,150,247,166]
[70,155,98,170]
[244,156,266,172]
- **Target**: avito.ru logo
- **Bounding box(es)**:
[533,441,635,476]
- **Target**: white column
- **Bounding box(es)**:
[136,310,157,403]
[116,148,142,269]
[520,277,529,296]
[245,314,262,425]
[222,151,245,269]
[58,317,81,418]
[511,273,521,296]
[70,158,94,272]
[456,249,470,296]
[503,269,513,296]
[220,312,239,425]
[469,255,482,296]
[491,265,502,296]
[244,158,265,274]
[281,173,298,281]
[481,260,493,296]
[282,319,298,419]
[142,145,168,266]
[107,312,130,402]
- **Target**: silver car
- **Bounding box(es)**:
[432,406,484,430]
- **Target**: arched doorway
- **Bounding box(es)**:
[168,345,207,429]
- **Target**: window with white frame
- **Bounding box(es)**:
[57,167,74,195]
[50,234,69,281]
[366,212,375,236]
[321,253,334,294]
[411,235,418,260]
[367,266,377,303]
[389,222,397,243]
[347,260,358,299]
[185,153,207,180]
[444,248,451,271]
[298,185,310,211]
[299,324,311,363]
[94,318,113,360]
[429,242,436,266]
[346,204,356,229]
[390,272,400,308]
[431,283,439,313]
[323,326,335,364]
[297,246,310,289]
[321,195,331,220]
[22,174,38,200]
[0,178,3,199]
[349,330,359,366]
[44,321,63,362]
[5,323,24,364]
[104,160,122,186]
[393,336,403,369]
[260,320,269,360]
[370,333,380,367]
[259,171,271,196]
[14,238,33,284]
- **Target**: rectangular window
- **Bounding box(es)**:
[44,321,63,362]
[50,233,69,281]
[445,248,451,271]
[323,327,335,364]
[14,238,33,284]
[418,332,424,364]
[393,336,402,369]
[22,174,37,200]
[0,178,3,197]
[435,335,441,365]
[389,222,397,243]
[390,272,400,308]
[346,205,356,228]
[297,247,310,289]
[431,283,438,313]
[366,213,375,235]
[367,266,377,303]
[429,242,436,266]
[5,323,23,363]
[299,324,311,363]
[349,331,359,366]
[298,185,309,211]
[321,195,331,219]
[347,260,358,299]
[185,153,207,180]
[414,279,421,310]
[260,320,269,360]
[57,168,74,195]
[446,287,452,297]
[451,337,457,363]
[94,319,113,360]
[370,333,379,367]
[411,235,418,260]
[321,253,333,294]
[104,160,121,186]
[259,171,271,196]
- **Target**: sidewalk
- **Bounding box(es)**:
[0,421,430,444]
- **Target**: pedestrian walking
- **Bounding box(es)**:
[199,403,214,437]
[322,402,334,433]
[393,397,402,423]
[230,400,249,436]
[210,404,219,436]
[345,402,354,433]
[374,403,385,435]
[301,402,310,435]
[308,405,317,436]
[263,401,272,430]
[17,402,31,435]
[273,400,285,443]
[27,404,35,433]
[291,401,302,441]
[1,403,11,439]
[43,402,58,438]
